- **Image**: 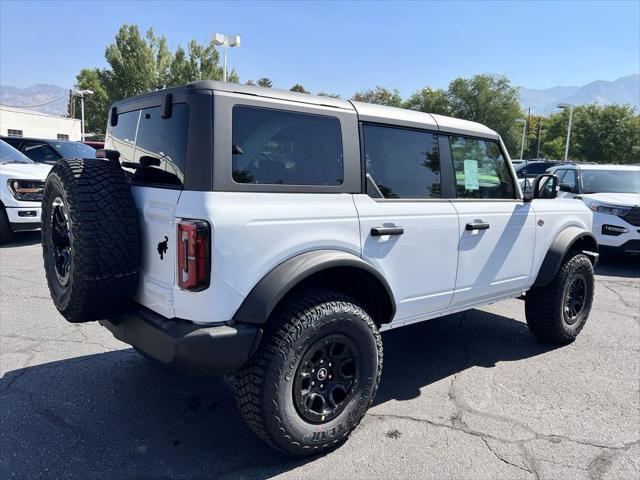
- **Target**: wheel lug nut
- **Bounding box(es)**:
[320,360,324,364]
[311,369,315,373]
[320,384,324,388]
[329,375,332,379]
[311,381,315,386]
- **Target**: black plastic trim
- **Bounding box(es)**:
[532,227,599,288]
[233,250,396,325]
[100,307,262,375]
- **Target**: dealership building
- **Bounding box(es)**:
[0,105,81,141]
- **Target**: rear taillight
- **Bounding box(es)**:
[177,219,211,291]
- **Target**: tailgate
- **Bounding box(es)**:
[131,185,181,318]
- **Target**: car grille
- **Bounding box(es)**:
[622,207,640,227]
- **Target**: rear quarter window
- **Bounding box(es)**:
[231,105,343,186]
[105,104,189,187]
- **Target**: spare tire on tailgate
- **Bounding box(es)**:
[42,157,140,323]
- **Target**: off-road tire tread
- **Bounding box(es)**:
[234,289,383,456]
[42,158,140,322]
[525,253,594,344]
[0,207,13,244]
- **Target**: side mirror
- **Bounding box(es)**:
[95,149,120,162]
[139,155,161,167]
[527,173,559,201]
[559,183,575,193]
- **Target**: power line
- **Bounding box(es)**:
[0,96,66,108]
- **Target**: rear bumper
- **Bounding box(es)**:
[100,307,262,375]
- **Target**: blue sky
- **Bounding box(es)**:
[1,0,638,97]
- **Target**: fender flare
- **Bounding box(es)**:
[232,249,396,325]
[532,227,598,288]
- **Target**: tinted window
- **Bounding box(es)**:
[21,142,59,164]
[105,110,140,164]
[561,169,576,189]
[51,141,97,159]
[131,104,189,186]
[363,124,440,199]
[450,136,515,199]
[232,106,343,186]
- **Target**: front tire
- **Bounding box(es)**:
[0,207,13,244]
[525,253,595,344]
[234,289,383,456]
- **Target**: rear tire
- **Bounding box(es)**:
[525,253,594,344]
[234,289,383,456]
[42,158,140,323]
[0,207,13,244]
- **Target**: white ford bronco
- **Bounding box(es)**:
[41,82,598,456]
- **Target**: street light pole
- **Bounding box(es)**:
[213,33,241,82]
[515,118,526,160]
[557,103,573,161]
[74,89,93,141]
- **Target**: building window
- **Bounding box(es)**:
[57,134,69,140]
[7,129,23,137]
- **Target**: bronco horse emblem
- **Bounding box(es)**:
[157,236,168,260]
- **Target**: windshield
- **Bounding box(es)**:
[0,139,33,164]
[581,169,640,194]
[51,141,97,158]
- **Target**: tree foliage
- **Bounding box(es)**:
[290,84,310,94]
[75,24,238,135]
[352,86,403,108]
[257,77,273,88]
[404,87,450,115]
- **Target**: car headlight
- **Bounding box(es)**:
[588,201,631,216]
[7,179,45,202]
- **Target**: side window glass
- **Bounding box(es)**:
[363,124,441,199]
[232,105,343,186]
[562,169,576,189]
[450,136,514,199]
[22,142,58,164]
[132,104,189,186]
[105,110,140,164]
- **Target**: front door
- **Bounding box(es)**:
[447,135,536,307]
[355,124,459,323]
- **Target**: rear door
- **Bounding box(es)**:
[355,124,460,324]
[105,102,190,318]
[447,135,536,307]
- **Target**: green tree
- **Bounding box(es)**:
[571,104,640,164]
[352,86,402,107]
[257,77,273,88]
[403,87,450,115]
[75,68,112,135]
[73,23,237,138]
[290,84,309,93]
[317,92,341,98]
[446,74,525,153]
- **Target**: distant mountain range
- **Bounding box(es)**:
[2,74,639,117]
[0,84,69,116]
[518,74,639,114]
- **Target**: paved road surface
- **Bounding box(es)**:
[1,232,638,479]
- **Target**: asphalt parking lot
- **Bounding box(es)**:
[1,232,638,480]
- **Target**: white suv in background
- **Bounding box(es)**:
[547,163,640,254]
[0,139,51,243]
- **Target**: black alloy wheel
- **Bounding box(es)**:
[293,334,360,424]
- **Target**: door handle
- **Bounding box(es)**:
[371,226,404,237]
[465,222,490,231]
